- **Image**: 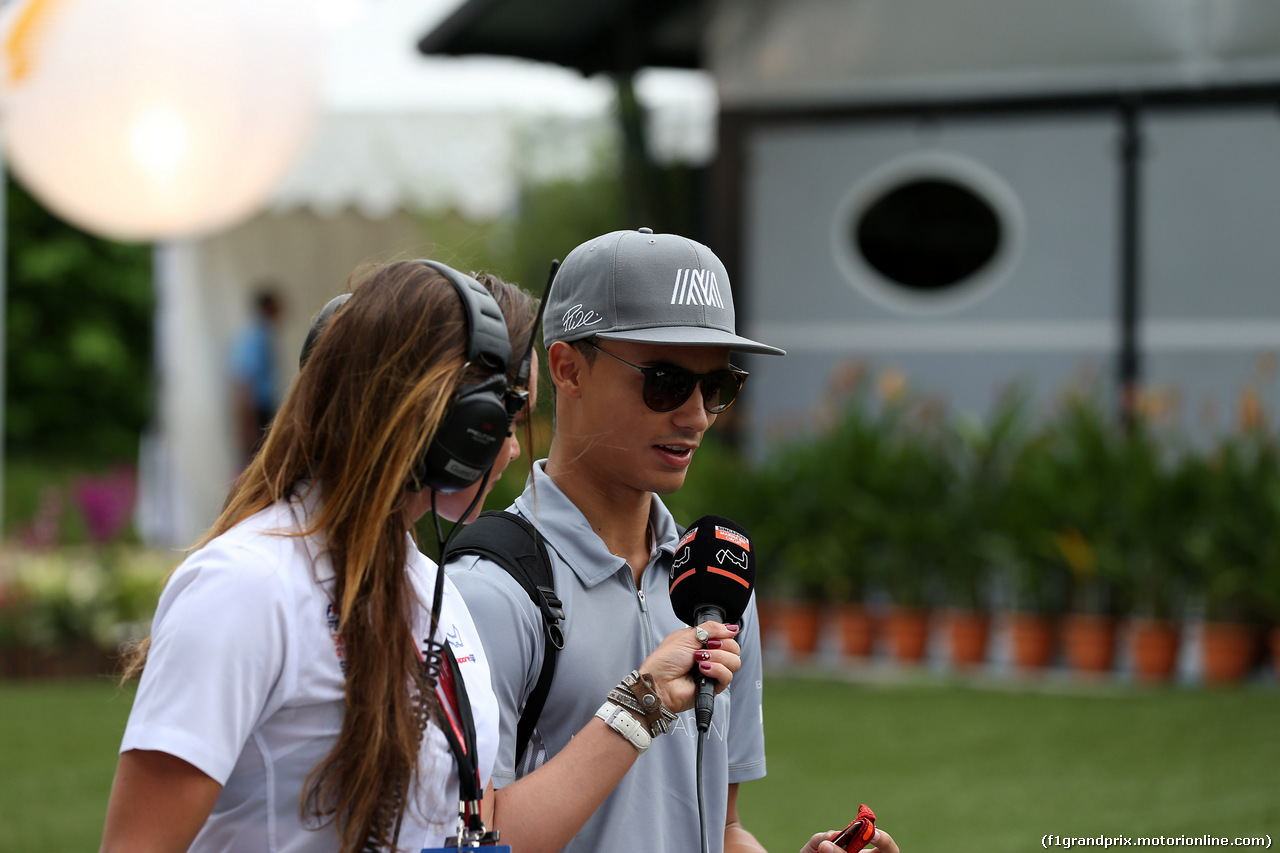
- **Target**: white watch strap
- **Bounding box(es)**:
[595,701,651,753]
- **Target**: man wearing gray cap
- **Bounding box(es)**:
[446,229,899,853]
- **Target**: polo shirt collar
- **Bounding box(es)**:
[514,460,683,589]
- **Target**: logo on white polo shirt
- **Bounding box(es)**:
[325,603,347,674]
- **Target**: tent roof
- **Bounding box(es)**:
[265,0,715,219]
[417,0,708,76]
[417,0,1280,107]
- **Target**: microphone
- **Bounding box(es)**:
[668,515,756,732]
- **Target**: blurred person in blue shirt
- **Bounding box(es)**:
[232,287,283,464]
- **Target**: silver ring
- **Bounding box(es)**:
[694,627,710,644]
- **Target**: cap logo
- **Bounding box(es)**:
[670,269,725,309]
[562,303,604,334]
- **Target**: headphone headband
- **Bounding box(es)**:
[418,260,511,374]
[299,293,351,369]
[298,259,515,495]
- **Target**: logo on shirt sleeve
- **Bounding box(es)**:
[325,603,347,674]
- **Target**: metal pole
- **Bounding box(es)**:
[0,144,8,539]
[1118,101,1142,428]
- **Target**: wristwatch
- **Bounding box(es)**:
[594,701,652,753]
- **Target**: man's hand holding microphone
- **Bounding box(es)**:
[653,515,902,853]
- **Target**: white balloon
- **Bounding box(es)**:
[0,0,320,242]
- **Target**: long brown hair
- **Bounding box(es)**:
[125,260,536,852]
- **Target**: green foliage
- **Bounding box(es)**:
[5,177,154,462]
[0,546,171,651]
[674,363,1280,624]
[416,160,631,298]
[1182,433,1280,622]
[675,366,966,607]
[943,389,1028,609]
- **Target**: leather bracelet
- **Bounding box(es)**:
[595,701,651,753]
[620,670,678,736]
[607,685,646,717]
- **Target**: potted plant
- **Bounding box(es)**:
[861,392,954,665]
[1124,441,1201,682]
[942,391,1027,668]
[1053,400,1136,676]
[762,371,887,660]
[1184,431,1276,684]
[994,414,1076,672]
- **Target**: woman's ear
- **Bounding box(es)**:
[547,341,584,400]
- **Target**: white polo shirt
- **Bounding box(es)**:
[121,495,498,852]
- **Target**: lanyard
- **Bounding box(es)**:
[422,543,495,847]
[418,638,484,827]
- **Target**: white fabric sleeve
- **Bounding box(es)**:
[726,592,767,783]
[120,539,294,784]
[445,555,545,787]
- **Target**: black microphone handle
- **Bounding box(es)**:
[692,605,726,733]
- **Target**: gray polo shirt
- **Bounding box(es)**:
[446,460,767,853]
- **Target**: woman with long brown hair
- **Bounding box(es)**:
[100,257,745,853]
[99,260,538,852]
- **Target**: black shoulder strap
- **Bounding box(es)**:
[443,510,563,766]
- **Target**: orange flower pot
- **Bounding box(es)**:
[836,604,877,659]
[777,600,823,659]
[887,607,930,663]
[1130,618,1181,683]
[946,610,990,668]
[1009,612,1057,671]
[1063,613,1117,674]
[1200,622,1256,685]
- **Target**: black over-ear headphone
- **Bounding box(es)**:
[299,260,513,494]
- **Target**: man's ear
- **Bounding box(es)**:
[547,341,584,400]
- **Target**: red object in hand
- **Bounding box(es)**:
[832,804,876,851]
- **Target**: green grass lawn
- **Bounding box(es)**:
[740,674,1279,852]
[0,678,135,852]
[0,674,1275,852]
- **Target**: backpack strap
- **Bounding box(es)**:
[443,510,563,766]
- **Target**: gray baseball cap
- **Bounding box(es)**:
[543,228,785,356]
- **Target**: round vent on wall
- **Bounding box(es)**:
[832,152,1024,315]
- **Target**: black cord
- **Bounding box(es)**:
[696,730,709,853]
[429,469,492,631]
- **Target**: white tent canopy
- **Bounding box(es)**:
[137,0,716,546]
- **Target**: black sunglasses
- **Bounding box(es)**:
[586,341,748,414]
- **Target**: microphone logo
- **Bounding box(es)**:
[716,548,749,571]
[672,547,692,570]
[714,525,750,551]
